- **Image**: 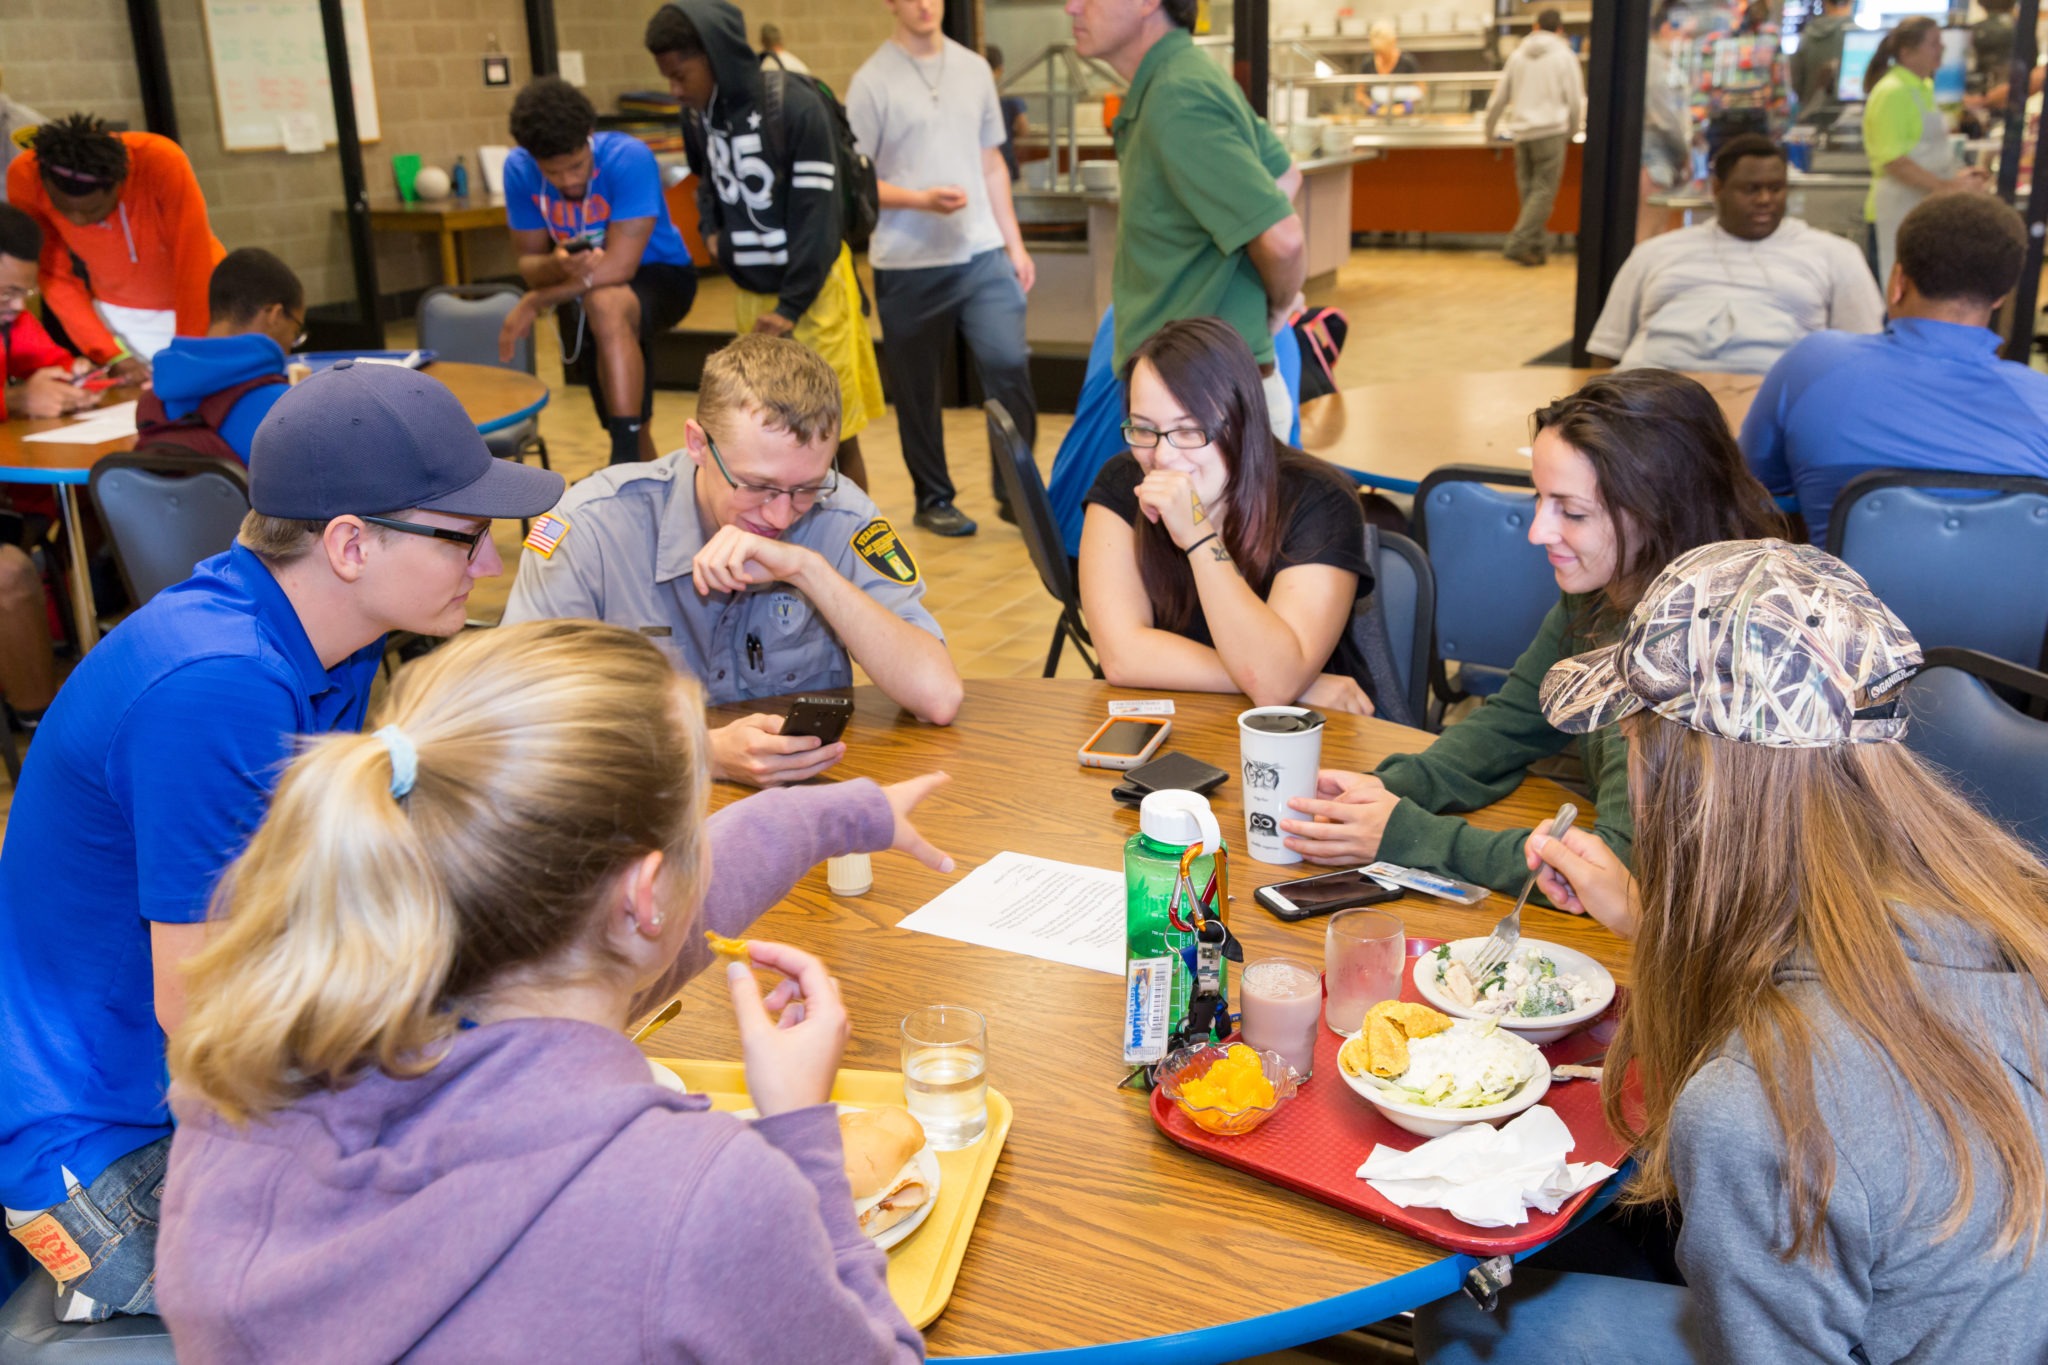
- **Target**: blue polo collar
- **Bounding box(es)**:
[1886,316,2003,363]
[222,542,349,700]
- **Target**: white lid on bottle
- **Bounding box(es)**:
[1139,789,1222,854]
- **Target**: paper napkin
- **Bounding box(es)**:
[1356,1105,1618,1228]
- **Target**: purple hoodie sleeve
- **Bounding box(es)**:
[648,1105,925,1363]
[631,779,895,1016]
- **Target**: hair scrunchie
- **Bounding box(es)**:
[375,724,419,799]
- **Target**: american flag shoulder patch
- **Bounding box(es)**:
[523,513,571,558]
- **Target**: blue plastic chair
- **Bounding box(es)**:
[1902,648,2048,863]
[1827,469,2048,670]
[1046,306,1305,558]
[1412,464,1559,726]
[1361,526,1434,729]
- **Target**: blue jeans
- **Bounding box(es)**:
[1413,1269,1697,1363]
[8,1134,170,1320]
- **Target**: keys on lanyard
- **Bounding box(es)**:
[1168,843,1240,1054]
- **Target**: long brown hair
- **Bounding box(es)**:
[1123,317,1357,636]
[169,620,708,1123]
[1612,715,2048,1261]
[1532,370,1784,636]
[1865,15,1940,95]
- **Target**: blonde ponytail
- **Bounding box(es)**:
[170,621,707,1123]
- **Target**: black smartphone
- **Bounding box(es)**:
[781,695,853,745]
[1254,868,1404,922]
[561,236,595,254]
[1125,750,1228,796]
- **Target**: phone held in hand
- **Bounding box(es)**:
[781,694,854,745]
[1078,715,1171,770]
[1254,867,1404,922]
[561,236,595,254]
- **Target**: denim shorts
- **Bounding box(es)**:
[7,1134,171,1320]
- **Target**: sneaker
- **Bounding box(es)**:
[913,503,978,537]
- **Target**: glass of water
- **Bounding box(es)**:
[1324,908,1405,1036]
[900,1004,988,1150]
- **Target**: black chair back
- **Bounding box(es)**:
[88,450,251,609]
[1365,527,1434,728]
[987,400,1100,678]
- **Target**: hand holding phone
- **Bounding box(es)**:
[781,695,853,745]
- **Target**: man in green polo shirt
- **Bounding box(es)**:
[1069,0,1306,437]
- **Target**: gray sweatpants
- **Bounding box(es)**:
[873,247,1037,510]
[1506,133,1568,259]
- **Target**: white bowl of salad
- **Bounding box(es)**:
[1338,1017,1550,1137]
[1413,938,1617,1045]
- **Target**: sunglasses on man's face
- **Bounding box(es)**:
[360,515,490,561]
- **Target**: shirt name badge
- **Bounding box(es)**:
[769,590,807,636]
[852,518,919,584]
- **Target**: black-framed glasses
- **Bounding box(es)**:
[706,433,838,510]
[361,515,490,561]
[1121,421,1212,450]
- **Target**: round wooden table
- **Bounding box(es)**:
[0,360,549,652]
[1298,367,1762,493]
[643,680,1633,1363]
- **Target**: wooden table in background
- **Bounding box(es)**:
[354,195,510,286]
[1300,367,1763,493]
[643,680,1632,1363]
[0,362,549,651]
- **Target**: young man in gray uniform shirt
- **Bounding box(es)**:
[502,334,962,786]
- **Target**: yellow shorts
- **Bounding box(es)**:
[734,244,885,442]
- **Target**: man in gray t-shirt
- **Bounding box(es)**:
[847,0,1038,538]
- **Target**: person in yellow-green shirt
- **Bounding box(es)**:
[1862,16,1989,279]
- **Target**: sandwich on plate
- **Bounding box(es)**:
[841,1106,933,1239]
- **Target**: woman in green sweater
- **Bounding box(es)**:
[1278,370,1782,894]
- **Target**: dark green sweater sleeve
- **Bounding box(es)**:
[1370,598,1636,894]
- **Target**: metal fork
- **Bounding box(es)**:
[1467,803,1579,981]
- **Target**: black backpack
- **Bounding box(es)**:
[761,60,880,253]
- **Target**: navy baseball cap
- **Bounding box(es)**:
[247,360,564,520]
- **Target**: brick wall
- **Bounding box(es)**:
[0,0,147,132]
[559,0,898,113]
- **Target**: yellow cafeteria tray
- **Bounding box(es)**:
[649,1059,1012,1330]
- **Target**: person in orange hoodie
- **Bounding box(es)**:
[6,113,225,382]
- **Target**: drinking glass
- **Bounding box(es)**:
[1324,908,1404,1035]
[1239,957,1322,1080]
[900,1005,988,1150]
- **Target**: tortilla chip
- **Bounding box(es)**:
[1359,1000,1454,1078]
[704,930,750,961]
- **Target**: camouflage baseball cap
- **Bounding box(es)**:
[1540,539,1923,748]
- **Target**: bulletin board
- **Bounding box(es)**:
[200,0,382,152]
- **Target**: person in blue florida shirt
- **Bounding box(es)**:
[1742,191,2048,547]
[0,362,562,1324]
[499,76,698,467]
[135,248,304,462]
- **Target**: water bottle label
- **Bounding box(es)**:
[1122,955,1173,1064]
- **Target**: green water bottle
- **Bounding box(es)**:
[1121,790,1225,1065]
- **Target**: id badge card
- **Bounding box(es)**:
[1362,861,1490,905]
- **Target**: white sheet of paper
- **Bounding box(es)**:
[24,401,139,444]
[896,851,1126,975]
[279,112,324,154]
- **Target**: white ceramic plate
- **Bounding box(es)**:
[1337,1029,1550,1138]
[1412,937,1617,1045]
[734,1104,941,1251]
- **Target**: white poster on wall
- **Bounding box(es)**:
[202,0,382,152]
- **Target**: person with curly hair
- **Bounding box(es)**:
[4,113,225,381]
[500,76,699,466]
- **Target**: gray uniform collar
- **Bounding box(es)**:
[655,465,715,585]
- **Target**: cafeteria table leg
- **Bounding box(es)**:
[58,485,99,653]
[439,230,461,286]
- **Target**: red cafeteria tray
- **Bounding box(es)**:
[1150,937,1630,1257]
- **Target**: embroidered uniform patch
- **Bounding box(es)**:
[852,518,918,584]
[523,513,571,558]
[9,1213,91,1286]
[769,590,806,635]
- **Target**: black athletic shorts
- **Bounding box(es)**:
[558,261,699,424]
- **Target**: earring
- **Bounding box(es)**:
[648,912,665,932]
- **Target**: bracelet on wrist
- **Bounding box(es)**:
[1185,532,1219,558]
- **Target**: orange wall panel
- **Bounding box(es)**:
[1350,142,1584,235]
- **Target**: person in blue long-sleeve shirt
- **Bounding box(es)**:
[137,248,303,463]
[1741,192,2048,547]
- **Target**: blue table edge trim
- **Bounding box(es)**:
[933,1171,1628,1364]
[473,388,550,437]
